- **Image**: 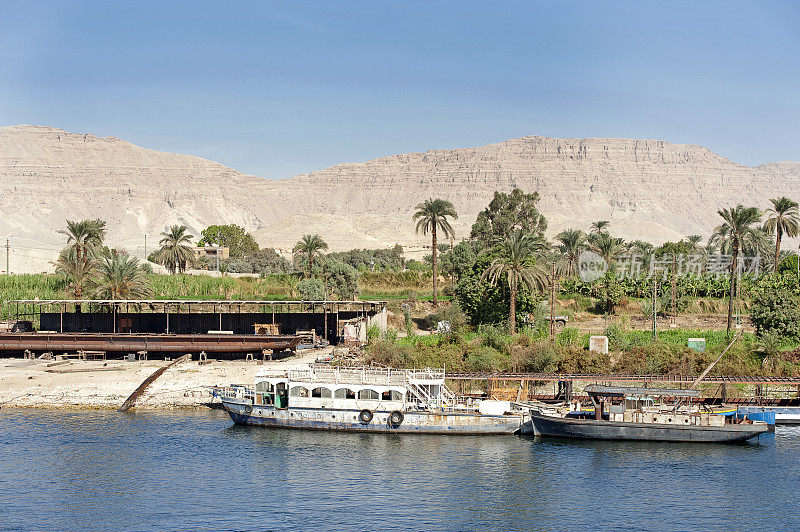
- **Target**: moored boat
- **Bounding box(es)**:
[521,385,768,443]
[219,365,523,434]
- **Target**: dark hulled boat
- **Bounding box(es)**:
[521,385,768,443]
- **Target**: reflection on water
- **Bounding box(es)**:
[0,409,797,530]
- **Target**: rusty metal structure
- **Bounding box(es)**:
[1,299,387,358]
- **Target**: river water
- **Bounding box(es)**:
[0,408,797,531]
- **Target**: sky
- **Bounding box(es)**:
[0,1,798,178]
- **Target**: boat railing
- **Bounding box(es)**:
[285,366,445,386]
[219,384,254,401]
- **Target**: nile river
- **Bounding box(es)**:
[0,408,797,531]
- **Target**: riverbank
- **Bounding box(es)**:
[0,348,333,410]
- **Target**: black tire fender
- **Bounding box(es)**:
[358,409,373,424]
[244,405,253,414]
[388,410,404,427]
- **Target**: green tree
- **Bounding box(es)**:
[590,220,610,235]
[750,285,800,340]
[764,197,800,274]
[413,198,458,306]
[155,225,195,274]
[482,231,547,334]
[323,259,359,300]
[297,277,324,300]
[58,219,106,263]
[94,251,152,299]
[686,235,703,253]
[293,234,328,274]
[198,224,259,259]
[589,232,625,268]
[555,229,586,277]
[709,205,762,335]
[470,189,547,247]
[52,247,98,299]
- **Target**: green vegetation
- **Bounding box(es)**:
[197,224,259,259]
[153,224,195,274]
[413,198,458,306]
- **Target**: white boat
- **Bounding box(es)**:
[219,365,523,434]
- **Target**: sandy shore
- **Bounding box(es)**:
[0,348,333,410]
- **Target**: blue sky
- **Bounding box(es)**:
[1,1,798,178]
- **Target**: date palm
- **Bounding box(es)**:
[764,197,799,274]
[483,231,547,334]
[293,234,328,274]
[94,251,152,299]
[413,198,458,306]
[555,229,586,277]
[589,232,625,268]
[686,235,703,253]
[53,246,98,299]
[709,205,762,336]
[591,220,610,235]
[58,219,106,262]
[156,225,195,274]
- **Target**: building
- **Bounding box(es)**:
[192,246,229,260]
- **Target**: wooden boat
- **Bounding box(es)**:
[521,385,768,443]
[219,365,523,435]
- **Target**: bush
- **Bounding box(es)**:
[297,278,324,300]
[750,286,800,340]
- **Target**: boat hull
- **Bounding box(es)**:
[222,399,521,435]
[522,410,768,443]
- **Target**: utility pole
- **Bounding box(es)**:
[5,239,8,275]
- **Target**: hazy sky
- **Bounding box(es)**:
[1,1,798,178]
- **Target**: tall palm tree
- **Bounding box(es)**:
[709,205,762,335]
[94,251,152,299]
[764,197,800,273]
[53,247,98,299]
[591,220,610,235]
[156,225,195,274]
[555,229,586,277]
[293,234,328,274]
[483,231,547,334]
[413,198,458,306]
[58,219,106,262]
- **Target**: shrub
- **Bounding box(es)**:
[297,278,324,300]
[750,286,800,340]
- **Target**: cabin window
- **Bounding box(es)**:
[312,387,332,398]
[358,389,379,400]
[255,381,274,393]
[290,386,309,398]
[334,388,356,399]
[380,390,403,401]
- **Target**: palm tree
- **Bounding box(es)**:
[591,220,610,235]
[764,197,800,273]
[590,232,625,268]
[58,219,106,262]
[293,234,328,274]
[94,251,152,299]
[156,225,195,274]
[413,198,458,306]
[555,229,586,277]
[709,205,762,335]
[483,231,547,334]
[686,235,703,253]
[53,247,98,299]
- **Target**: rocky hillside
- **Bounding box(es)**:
[1,124,797,272]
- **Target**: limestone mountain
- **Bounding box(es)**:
[1,124,797,273]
